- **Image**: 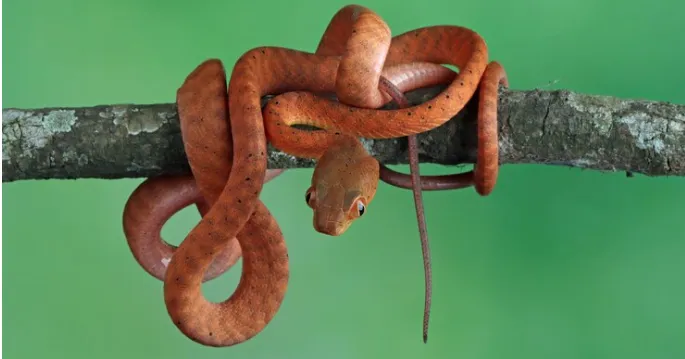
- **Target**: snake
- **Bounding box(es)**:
[121,4,507,347]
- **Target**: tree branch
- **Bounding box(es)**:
[3,85,684,183]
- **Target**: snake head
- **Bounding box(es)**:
[305,135,379,236]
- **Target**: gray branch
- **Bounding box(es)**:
[3,85,684,183]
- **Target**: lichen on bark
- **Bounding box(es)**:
[3,86,684,182]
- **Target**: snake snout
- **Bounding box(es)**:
[313,221,344,236]
[313,214,347,237]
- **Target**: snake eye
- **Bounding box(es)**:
[305,188,314,208]
[357,201,365,216]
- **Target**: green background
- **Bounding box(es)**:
[3,0,684,358]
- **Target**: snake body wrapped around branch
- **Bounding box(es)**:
[122,4,507,347]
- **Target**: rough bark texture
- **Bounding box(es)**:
[3,85,684,183]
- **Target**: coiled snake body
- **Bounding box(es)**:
[123,4,507,347]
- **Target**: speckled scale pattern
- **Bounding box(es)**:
[121,3,509,348]
[123,175,242,282]
[122,168,284,284]
[122,59,285,285]
[473,61,509,195]
[263,25,490,158]
[176,61,234,204]
[377,61,509,193]
[156,57,291,346]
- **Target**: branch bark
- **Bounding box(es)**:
[3,85,684,183]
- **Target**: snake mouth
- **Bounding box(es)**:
[313,217,348,237]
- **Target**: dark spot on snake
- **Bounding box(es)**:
[446,95,450,99]
[237,199,242,203]
[245,177,251,181]
[248,153,253,157]
[335,132,341,135]
[407,111,412,116]
[275,101,279,105]
[176,276,181,282]
[460,81,464,86]
[209,332,213,336]
[260,49,265,54]
[428,105,432,109]
[352,29,356,33]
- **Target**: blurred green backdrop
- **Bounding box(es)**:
[3,0,684,358]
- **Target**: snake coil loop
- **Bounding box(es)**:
[122,4,508,347]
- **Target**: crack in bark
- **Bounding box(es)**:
[2,86,684,182]
[541,97,552,141]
